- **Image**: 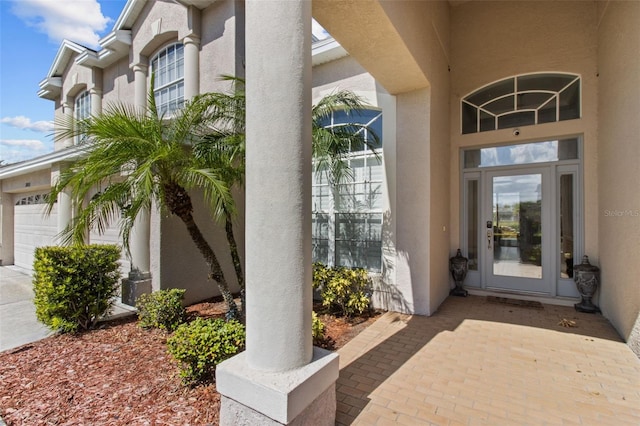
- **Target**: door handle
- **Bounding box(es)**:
[487,230,492,249]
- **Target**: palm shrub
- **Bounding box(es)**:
[48,76,241,320]
[33,244,121,333]
[167,317,245,385]
[312,263,371,317]
[136,288,186,332]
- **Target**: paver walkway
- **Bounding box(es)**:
[336,295,640,425]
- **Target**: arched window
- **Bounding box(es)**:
[462,73,580,134]
[312,108,384,272]
[151,43,184,116]
[74,91,91,144]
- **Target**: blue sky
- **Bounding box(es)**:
[0,0,127,165]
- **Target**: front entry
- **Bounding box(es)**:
[485,168,552,294]
[461,138,582,299]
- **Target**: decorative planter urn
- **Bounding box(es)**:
[573,255,601,313]
[449,249,469,297]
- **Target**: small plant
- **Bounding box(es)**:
[167,318,245,385]
[312,311,326,345]
[136,289,186,332]
[33,244,121,333]
[313,263,371,317]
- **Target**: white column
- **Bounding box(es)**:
[217,2,338,424]
[132,63,148,109]
[183,35,200,101]
[61,101,74,148]
[89,88,102,115]
[57,189,72,245]
[122,62,152,304]
[129,208,150,280]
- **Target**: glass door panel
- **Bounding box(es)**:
[486,169,551,294]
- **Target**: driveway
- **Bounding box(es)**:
[0,266,52,353]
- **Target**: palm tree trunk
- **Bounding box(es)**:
[224,211,244,317]
[164,182,240,320]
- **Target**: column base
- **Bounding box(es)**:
[121,274,152,307]
[217,347,339,425]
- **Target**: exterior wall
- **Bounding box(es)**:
[596,1,640,353]
[159,187,245,305]
[102,57,135,107]
[449,1,599,294]
[0,190,15,265]
[131,1,188,66]
[200,0,245,91]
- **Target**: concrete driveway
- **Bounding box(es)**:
[0,266,52,353]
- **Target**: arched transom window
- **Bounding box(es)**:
[152,43,184,116]
[462,73,580,134]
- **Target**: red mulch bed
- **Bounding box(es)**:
[0,299,379,425]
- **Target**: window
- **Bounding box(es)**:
[462,73,580,134]
[74,91,91,145]
[151,43,184,116]
[312,108,383,271]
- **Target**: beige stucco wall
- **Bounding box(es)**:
[200,0,245,91]
[596,0,640,353]
[102,57,135,107]
[449,1,599,283]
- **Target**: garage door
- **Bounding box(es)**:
[14,194,58,271]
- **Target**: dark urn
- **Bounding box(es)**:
[573,255,600,313]
[449,249,469,297]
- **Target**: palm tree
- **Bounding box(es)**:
[193,76,381,298]
[48,82,242,320]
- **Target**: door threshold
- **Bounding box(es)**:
[466,288,579,307]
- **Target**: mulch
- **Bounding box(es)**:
[0,299,379,425]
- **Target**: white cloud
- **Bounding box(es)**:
[10,0,111,48]
[1,139,46,150]
[1,116,54,133]
[0,139,50,165]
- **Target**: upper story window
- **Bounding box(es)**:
[152,43,184,116]
[462,73,581,134]
[74,90,91,145]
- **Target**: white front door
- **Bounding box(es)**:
[484,167,552,294]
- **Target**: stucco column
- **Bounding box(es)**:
[56,190,72,245]
[61,101,74,148]
[89,88,102,115]
[216,2,338,424]
[132,63,148,110]
[122,62,152,305]
[182,35,200,101]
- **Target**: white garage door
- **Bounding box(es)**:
[14,198,58,271]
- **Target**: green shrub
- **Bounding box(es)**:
[167,318,245,385]
[33,244,121,333]
[312,311,326,345]
[136,289,186,332]
[313,263,371,317]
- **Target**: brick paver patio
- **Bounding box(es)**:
[336,295,640,425]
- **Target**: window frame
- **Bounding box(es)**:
[151,43,185,116]
[74,90,91,145]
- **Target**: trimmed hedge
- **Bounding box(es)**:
[167,318,245,385]
[33,244,121,333]
[136,288,186,332]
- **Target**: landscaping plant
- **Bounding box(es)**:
[312,311,326,345]
[33,244,121,333]
[312,262,371,317]
[136,288,186,332]
[167,318,245,385]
